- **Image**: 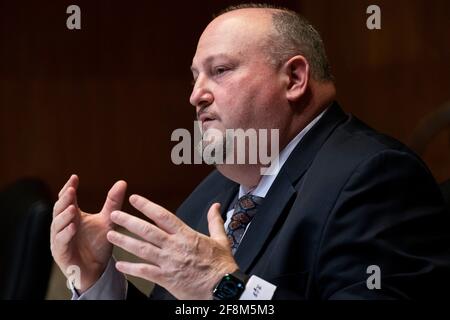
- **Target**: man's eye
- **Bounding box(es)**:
[213,66,229,76]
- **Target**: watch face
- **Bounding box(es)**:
[213,274,245,300]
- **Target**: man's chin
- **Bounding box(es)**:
[201,120,220,132]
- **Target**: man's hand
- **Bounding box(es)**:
[106,195,238,300]
[50,174,127,293]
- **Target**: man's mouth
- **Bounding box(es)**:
[198,112,219,131]
[198,113,216,123]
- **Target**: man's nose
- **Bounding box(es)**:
[189,77,213,108]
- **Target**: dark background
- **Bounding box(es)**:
[1,0,449,214]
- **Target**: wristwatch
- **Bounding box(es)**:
[212,269,249,300]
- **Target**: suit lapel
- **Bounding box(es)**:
[234,171,296,272]
[234,102,348,272]
[283,102,347,182]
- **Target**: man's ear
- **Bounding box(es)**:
[283,55,309,102]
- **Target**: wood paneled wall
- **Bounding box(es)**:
[1,0,449,213]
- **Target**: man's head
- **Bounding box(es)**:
[190,4,336,186]
[215,4,333,82]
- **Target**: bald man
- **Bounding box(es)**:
[51,4,450,300]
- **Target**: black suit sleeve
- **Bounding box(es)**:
[315,150,450,299]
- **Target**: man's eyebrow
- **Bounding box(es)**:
[190,53,234,73]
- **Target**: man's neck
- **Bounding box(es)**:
[217,105,330,189]
[217,163,263,188]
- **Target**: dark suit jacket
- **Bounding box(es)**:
[128,102,450,300]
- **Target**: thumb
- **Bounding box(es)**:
[207,203,228,246]
[101,180,127,215]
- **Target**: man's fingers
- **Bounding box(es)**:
[110,210,168,248]
[101,180,127,215]
[207,203,229,246]
[129,194,182,234]
[107,230,161,264]
[115,261,161,284]
[58,174,79,198]
[52,205,76,235]
[53,187,77,218]
[55,222,77,247]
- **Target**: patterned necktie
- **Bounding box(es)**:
[226,194,264,254]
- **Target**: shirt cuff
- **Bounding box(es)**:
[71,257,128,300]
[239,275,277,300]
